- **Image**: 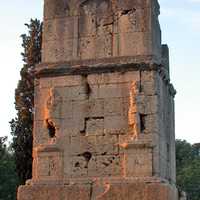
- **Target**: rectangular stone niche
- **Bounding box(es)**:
[33,145,63,181]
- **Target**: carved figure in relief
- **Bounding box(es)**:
[128,81,140,140]
[45,88,62,139]
[79,0,114,58]
[46,88,62,119]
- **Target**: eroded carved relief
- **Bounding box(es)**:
[45,88,62,139]
[128,81,141,139]
[37,149,63,180]
[46,88,62,119]
[43,0,162,62]
[78,0,114,59]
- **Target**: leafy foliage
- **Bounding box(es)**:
[176,140,196,171]
[0,137,18,200]
[10,19,42,185]
[176,140,200,200]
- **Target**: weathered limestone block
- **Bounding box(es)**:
[33,120,49,147]
[42,38,73,63]
[117,8,146,34]
[44,0,70,20]
[72,100,88,126]
[60,117,80,136]
[95,155,121,177]
[39,77,52,89]
[88,99,104,117]
[123,147,153,177]
[78,36,96,60]
[18,181,178,200]
[135,95,159,114]
[43,17,76,42]
[70,135,96,156]
[32,145,63,182]
[95,33,113,58]
[52,86,87,101]
[51,75,82,87]
[34,87,49,121]
[86,118,104,135]
[99,83,131,98]
[144,114,159,134]
[104,115,128,134]
[60,100,73,119]
[46,88,63,119]
[104,98,124,116]
[89,83,131,99]
[80,135,97,154]
[18,184,91,200]
[118,32,148,56]
[71,156,88,178]
[95,135,118,155]
[87,71,140,85]
[42,0,161,63]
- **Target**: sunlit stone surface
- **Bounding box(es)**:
[18,0,180,199]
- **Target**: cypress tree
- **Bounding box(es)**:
[10,19,42,185]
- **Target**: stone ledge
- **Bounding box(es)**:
[36,56,161,78]
[36,62,160,78]
[35,59,176,97]
[18,179,178,200]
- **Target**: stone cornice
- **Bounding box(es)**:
[36,62,160,78]
[35,57,176,97]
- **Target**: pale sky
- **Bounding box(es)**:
[0,0,199,144]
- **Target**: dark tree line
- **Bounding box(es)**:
[0,137,18,200]
[176,140,200,200]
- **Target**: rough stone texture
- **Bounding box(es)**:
[34,71,160,180]
[18,180,178,200]
[42,0,162,64]
[28,69,177,199]
[18,0,179,199]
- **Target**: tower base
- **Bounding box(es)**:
[18,178,178,200]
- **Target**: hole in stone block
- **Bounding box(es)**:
[80,129,86,135]
[82,152,92,162]
[82,75,91,98]
[140,114,146,133]
[78,151,92,168]
[80,117,88,136]
[85,81,91,96]
[46,119,56,138]
[121,9,132,15]
[121,8,136,15]
[167,143,170,162]
[75,162,80,168]
[80,117,104,136]
[102,162,110,167]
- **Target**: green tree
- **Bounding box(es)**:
[10,19,42,185]
[176,139,196,171]
[0,137,18,200]
[176,140,200,200]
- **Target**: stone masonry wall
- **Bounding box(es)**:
[42,0,161,63]
[18,1,178,199]
[32,68,175,183]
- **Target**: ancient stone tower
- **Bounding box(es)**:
[18,0,178,199]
